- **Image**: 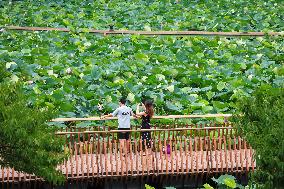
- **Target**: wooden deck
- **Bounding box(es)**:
[1,149,255,182]
[0,123,256,183]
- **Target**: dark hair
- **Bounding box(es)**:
[144,100,154,117]
[119,98,126,105]
[141,98,146,105]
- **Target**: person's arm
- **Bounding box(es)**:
[130,109,138,118]
[101,108,118,119]
[136,103,140,114]
[136,111,147,116]
[135,104,146,117]
[101,114,113,119]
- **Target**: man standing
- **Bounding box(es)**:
[102,98,136,154]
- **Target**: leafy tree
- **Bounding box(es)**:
[233,85,284,188]
[0,65,67,183]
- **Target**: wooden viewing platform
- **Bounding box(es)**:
[0,121,256,183]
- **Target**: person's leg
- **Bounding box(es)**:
[146,132,152,155]
[118,129,126,155]
[119,139,126,155]
[125,131,130,153]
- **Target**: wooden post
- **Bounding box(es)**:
[74,141,79,178]
[228,137,233,172]
[185,138,189,173]
[250,146,254,172]
[145,140,149,176]
[104,141,108,177]
[194,137,198,173]
[174,138,179,174]
[114,140,118,176]
[234,136,238,172]
[180,138,184,174]
[224,136,228,173]
[239,136,243,172]
[159,139,163,174]
[90,141,94,177]
[165,139,169,174]
[12,168,15,184]
[125,140,128,176]
[151,138,156,174]
[80,142,84,178]
[69,142,74,178]
[120,141,124,176]
[85,141,89,178]
[213,138,217,174]
[219,137,223,173]
[134,140,138,175]
[96,137,100,177]
[129,140,133,176]
[200,137,204,173]
[109,140,114,176]
[244,140,249,172]
[169,139,174,174]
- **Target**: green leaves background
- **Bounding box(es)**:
[0,0,283,117]
[1,0,283,32]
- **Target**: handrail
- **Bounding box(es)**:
[3,26,283,36]
[55,126,233,135]
[51,114,232,122]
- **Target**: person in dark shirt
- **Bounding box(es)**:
[136,100,154,155]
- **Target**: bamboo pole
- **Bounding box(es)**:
[56,126,234,135]
[234,137,238,172]
[109,142,113,176]
[165,139,169,174]
[185,139,189,173]
[134,140,138,175]
[4,26,282,37]
[52,114,232,122]
[103,141,108,177]
[129,141,133,176]
[219,137,223,173]
[159,139,163,174]
[180,138,184,174]
[194,137,198,173]
[74,142,79,178]
[224,136,228,173]
[239,136,243,172]
[80,142,84,178]
[228,137,232,172]
[90,141,94,178]
[115,140,118,176]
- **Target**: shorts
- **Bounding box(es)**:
[118,128,130,140]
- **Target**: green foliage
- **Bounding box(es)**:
[0,30,283,118]
[0,1,283,118]
[204,183,214,189]
[144,184,176,189]
[145,184,155,189]
[0,66,67,183]
[1,0,283,32]
[233,85,284,188]
[205,174,244,189]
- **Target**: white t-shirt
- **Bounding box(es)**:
[111,105,133,128]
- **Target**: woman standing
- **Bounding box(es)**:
[136,100,154,154]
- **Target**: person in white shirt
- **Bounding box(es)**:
[102,98,137,154]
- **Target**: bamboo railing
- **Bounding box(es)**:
[51,114,232,122]
[0,122,255,183]
[3,26,282,37]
